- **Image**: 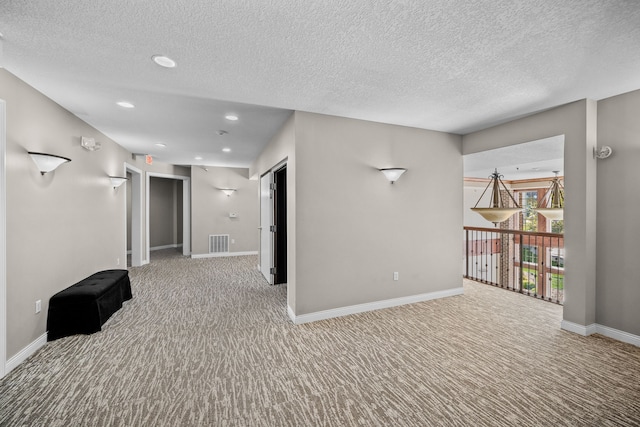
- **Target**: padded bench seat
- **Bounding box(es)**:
[47,269,132,341]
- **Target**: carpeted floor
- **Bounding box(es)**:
[1,249,639,426]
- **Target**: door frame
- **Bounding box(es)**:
[0,100,6,378]
[146,172,190,260]
[259,159,287,284]
[125,163,144,266]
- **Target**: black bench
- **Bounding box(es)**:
[47,270,132,341]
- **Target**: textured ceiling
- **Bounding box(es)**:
[1,1,639,167]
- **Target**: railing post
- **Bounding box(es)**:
[465,228,469,278]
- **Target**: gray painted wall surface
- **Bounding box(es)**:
[253,112,462,317]
[191,166,259,255]
[1,70,131,356]
[1,70,189,358]
[596,89,640,336]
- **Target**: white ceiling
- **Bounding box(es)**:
[1,1,639,167]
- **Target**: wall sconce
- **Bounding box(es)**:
[28,152,71,175]
[109,176,128,189]
[81,136,102,151]
[379,168,407,184]
[221,189,236,197]
[594,146,613,159]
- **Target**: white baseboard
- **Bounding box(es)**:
[191,251,258,259]
[594,324,640,347]
[561,320,597,336]
[561,320,640,347]
[6,332,47,374]
[289,287,464,325]
[150,244,183,251]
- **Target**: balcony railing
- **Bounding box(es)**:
[464,226,564,304]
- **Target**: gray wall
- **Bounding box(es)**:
[1,70,189,359]
[191,166,259,255]
[596,89,640,336]
[252,112,463,316]
[2,70,131,357]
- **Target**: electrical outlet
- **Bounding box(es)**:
[393,272,399,281]
[35,300,41,314]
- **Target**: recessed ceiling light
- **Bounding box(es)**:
[225,115,239,121]
[152,55,176,68]
[116,101,135,108]
[155,143,167,148]
[222,148,231,153]
[194,156,203,160]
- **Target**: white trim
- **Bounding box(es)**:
[595,324,640,347]
[0,100,6,378]
[5,332,47,374]
[289,287,464,325]
[125,163,143,267]
[191,251,258,259]
[561,320,597,336]
[561,321,640,347]
[150,243,183,251]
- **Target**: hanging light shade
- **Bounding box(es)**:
[471,169,522,224]
[535,171,564,221]
[28,152,71,175]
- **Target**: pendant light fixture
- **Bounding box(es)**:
[470,169,521,224]
[535,171,564,221]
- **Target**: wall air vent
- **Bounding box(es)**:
[209,234,229,254]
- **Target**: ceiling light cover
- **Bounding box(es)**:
[155,143,167,148]
[222,147,231,152]
[28,152,71,175]
[116,101,135,108]
[194,156,203,160]
[152,55,176,68]
[379,168,406,184]
[225,115,239,121]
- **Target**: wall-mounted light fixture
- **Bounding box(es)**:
[470,168,522,224]
[221,189,236,197]
[109,176,128,189]
[28,152,71,175]
[594,145,613,159]
[81,136,101,151]
[379,168,407,184]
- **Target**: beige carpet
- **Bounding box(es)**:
[1,249,639,426]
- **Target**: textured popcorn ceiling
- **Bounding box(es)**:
[1,1,639,167]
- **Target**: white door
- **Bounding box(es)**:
[259,172,273,283]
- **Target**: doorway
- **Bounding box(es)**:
[125,163,143,267]
[273,165,287,285]
[146,172,190,261]
[259,162,287,285]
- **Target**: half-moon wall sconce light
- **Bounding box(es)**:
[379,168,407,184]
[109,176,128,189]
[221,189,236,197]
[28,152,71,175]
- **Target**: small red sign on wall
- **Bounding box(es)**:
[145,155,153,165]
